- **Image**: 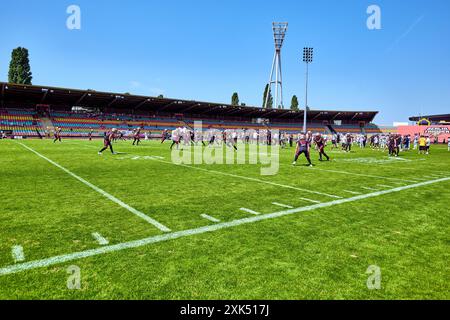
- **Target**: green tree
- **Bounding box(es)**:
[8,47,33,84]
[231,92,239,106]
[290,95,299,111]
[157,94,164,99]
[263,84,273,109]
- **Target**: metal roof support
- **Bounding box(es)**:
[40,89,50,103]
[158,101,178,112]
[182,103,202,113]
[311,112,323,121]
[134,99,150,110]
[331,112,342,120]
[75,92,89,105]
[200,106,222,115]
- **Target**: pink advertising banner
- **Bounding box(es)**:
[397,125,450,143]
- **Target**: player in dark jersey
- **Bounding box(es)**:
[344,134,353,152]
[314,134,330,161]
[395,134,402,156]
[161,129,168,144]
[132,127,141,146]
[88,128,94,141]
[53,127,62,143]
[98,128,118,155]
[292,133,313,167]
[331,134,338,149]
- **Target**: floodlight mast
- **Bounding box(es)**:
[264,22,288,109]
[302,47,313,133]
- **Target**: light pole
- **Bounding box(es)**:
[302,47,313,133]
[264,22,288,109]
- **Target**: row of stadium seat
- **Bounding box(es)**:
[0,110,43,136]
[0,107,388,137]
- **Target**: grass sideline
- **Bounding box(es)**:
[0,138,449,299]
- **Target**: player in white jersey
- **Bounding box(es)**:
[170,128,181,149]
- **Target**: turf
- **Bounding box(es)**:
[0,138,449,299]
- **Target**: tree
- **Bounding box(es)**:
[231,92,239,106]
[263,84,273,109]
[8,47,33,84]
[290,95,299,111]
[157,94,164,99]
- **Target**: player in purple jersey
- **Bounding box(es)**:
[98,128,118,155]
[314,134,330,161]
[132,127,142,146]
[53,127,62,143]
[292,133,313,167]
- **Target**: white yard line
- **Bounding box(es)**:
[299,197,321,204]
[362,187,379,191]
[18,143,171,233]
[343,190,362,195]
[12,246,25,263]
[308,167,419,183]
[1,176,449,276]
[271,202,294,209]
[145,157,342,199]
[200,214,221,223]
[92,233,109,246]
[377,184,395,189]
[240,208,261,215]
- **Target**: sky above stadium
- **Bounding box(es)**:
[1,0,449,125]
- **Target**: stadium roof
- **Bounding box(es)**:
[409,114,450,122]
[0,82,378,122]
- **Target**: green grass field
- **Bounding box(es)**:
[0,138,449,300]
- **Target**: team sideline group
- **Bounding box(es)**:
[44,126,448,165]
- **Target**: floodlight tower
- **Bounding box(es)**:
[264,22,288,109]
[302,47,313,133]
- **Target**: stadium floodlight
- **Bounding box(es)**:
[264,22,288,110]
[302,47,314,133]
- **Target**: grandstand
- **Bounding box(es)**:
[0,82,382,138]
[0,108,43,137]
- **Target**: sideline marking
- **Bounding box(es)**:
[144,157,343,199]
[362,187,379,191]
[308,167,418,183]
[12,246,25,263]
[272,202,294,209]
[377,184,395,189]
[18,143,171,233]
[240,208,261,215]
[200,214,221,223]
[343,190,362,195]
[1,176,449,276]
[299,197,321,204]
[92,233,109,246]
[65,143,342,199]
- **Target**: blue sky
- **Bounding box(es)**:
[1,0,449,124]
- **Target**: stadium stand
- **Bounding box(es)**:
[0,82,381,138]
[0,108,43,137]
